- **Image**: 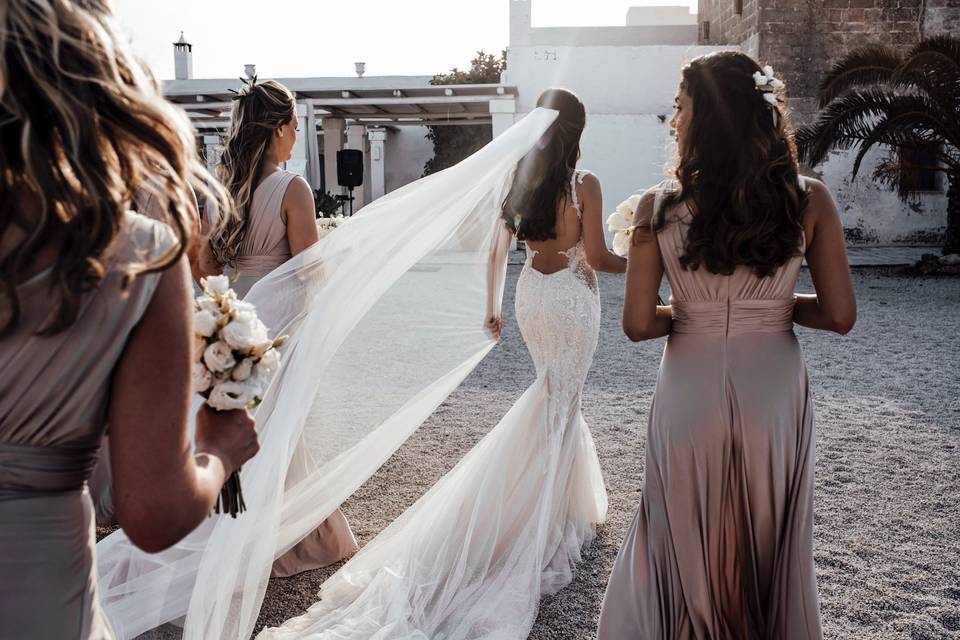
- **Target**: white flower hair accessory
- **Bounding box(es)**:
[230,75,258,101]
[752,65,784,126]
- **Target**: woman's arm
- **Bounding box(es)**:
[579,173,627,274]
[108,257,259,553]
[484,220,514,340]
[622,190,672,341]
[282,176,320,257]
[793,179,857,335]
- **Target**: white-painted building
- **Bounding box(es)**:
[499,0,724,230]
[166,1,947,245]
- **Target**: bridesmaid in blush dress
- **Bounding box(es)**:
[0,2,259,638]
[210,79,358,575]
[598,52,856,639]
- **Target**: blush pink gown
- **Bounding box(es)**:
[228,169,358,577]
[597,185,823,639]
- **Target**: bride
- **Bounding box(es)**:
[258,87,626,638]
[96,92,613,639]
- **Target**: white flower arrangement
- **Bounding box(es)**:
[192,275,286,411]
[607,194,643,257]
[753,65,784,114]
[316,215,347,238]
[191,275,287,517]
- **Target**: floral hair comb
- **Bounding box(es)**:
[753,65,784,126]
[229,75,258,101]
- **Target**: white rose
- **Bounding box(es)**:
[222,310,270,352]
[203,275,231,297]
[763,65,775,78]
[763,92,779,106]
[612,230,632,257]
[196,295,220,314]
[232,357,254,382]
[207,380,255,411]
[203,340,236,373]
[607,211,632,233]
[229,299,257,314]
[192,362,213,393]
[257,348,281,373]
[753,71,768,87]
[248,364,271,394]
[617,194,642,218]
[194,309,219,338]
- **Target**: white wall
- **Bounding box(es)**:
[506,44,728,116]
[817,147,947,245]
[625,6,697,26]
[384,126,434,194]
[505,43,727,238]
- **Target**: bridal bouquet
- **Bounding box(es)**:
[607,194,643,257]
[316,215,346,239]
[192,275,286,516]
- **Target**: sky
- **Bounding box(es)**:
[111,0,698,80]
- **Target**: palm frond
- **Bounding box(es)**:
[817,46,902,108]
[797,90,895,166]
[846,94,955,177]
[906,35,960,71]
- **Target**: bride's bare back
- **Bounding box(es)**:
[525,172,627,276]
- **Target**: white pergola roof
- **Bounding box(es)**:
[163,76,518,130]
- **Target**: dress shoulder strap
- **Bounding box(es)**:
[570,169,592,219]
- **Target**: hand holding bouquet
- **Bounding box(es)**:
[192,275,286,516]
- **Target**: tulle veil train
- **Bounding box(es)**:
[95,108,560,640]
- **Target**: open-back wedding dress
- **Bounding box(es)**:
[257,169,607,639]
[95,108,597,640]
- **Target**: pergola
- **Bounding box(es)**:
[163,76,519,208]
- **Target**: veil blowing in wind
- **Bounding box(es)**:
[96,108,559,640]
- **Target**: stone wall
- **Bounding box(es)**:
[696,0,957,244]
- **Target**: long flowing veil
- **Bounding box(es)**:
[96,108,558,640]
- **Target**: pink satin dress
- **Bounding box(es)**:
[228,169,358,576]
[597,185,823,639]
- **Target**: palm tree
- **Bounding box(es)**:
[796,36,960,255]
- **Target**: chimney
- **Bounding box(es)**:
[354,62,366,78]
[173,32,193,80]
[244,64,256,79]
[510,0,532,47]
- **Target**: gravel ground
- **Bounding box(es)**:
[144,266,960,639]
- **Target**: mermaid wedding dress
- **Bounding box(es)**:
[258,170,607,639]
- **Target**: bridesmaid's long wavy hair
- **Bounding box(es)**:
[657,51,807,278]
[501,88,585,241]
[211,79,296,266]
[0,0,229,336]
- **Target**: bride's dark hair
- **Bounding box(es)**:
[657,51,807,278]
[501,88,585,241]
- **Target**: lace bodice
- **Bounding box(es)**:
[516,169,600,403]
[522,169,598,294]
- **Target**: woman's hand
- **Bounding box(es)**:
[484,315,503,340]
[194,406,260,475]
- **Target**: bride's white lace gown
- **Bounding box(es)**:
[259,170,608,639]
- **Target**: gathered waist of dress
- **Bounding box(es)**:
[0,442,99,498]
[230,254,290,279]
[671,298,795,335]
